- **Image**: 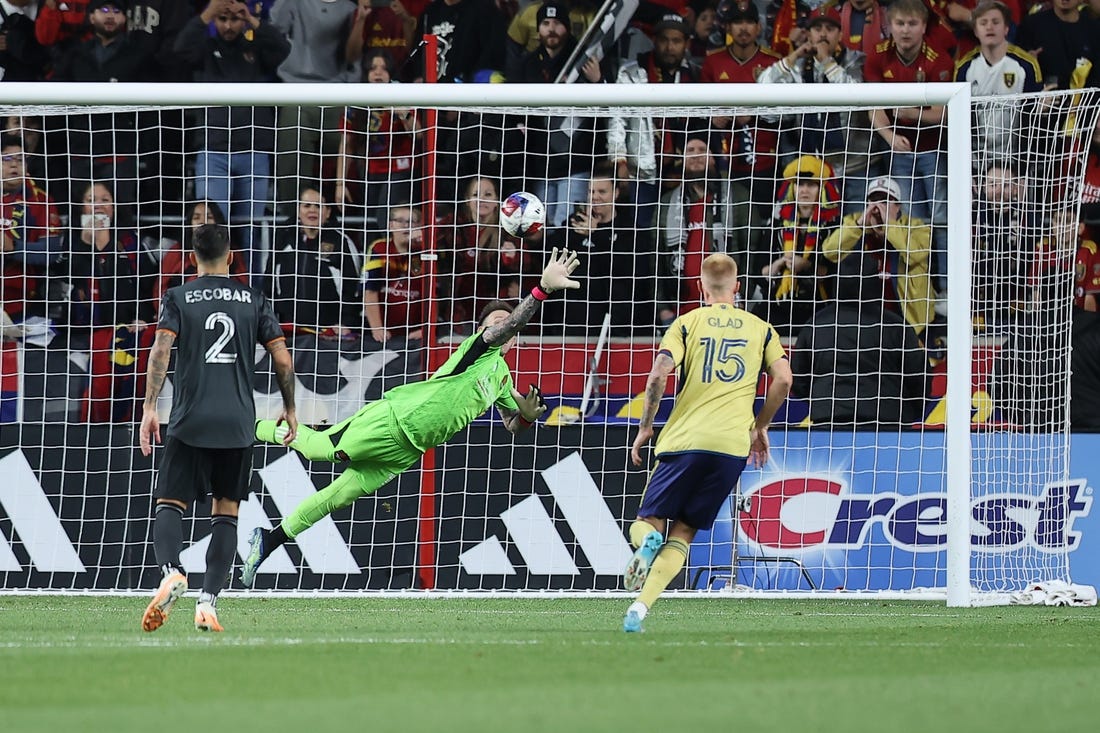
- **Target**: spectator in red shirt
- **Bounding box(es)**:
[35,0,91,67]
[330,49,422,233]
[345,0,416,72]
[154,200,248,304]
[0,133,61,322]
[1030,209,1100,313]
[361,203,430,345]
[701,1,781,302]
[444,175,535,334]
[864,0,952,285]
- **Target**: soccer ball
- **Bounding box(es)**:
[500,192,545,238]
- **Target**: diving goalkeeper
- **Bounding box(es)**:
[240,247,582,586]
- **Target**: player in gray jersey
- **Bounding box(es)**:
[138,224,298,633]
[239,248,582,587]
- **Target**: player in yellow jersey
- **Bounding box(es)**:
[623,253,792,632]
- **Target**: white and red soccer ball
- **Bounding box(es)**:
[499,191,545,238]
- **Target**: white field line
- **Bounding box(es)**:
[0,636,1070,651]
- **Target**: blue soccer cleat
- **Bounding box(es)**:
[623,609,644,633]
[623,530,663,592]
[239,527,265,588]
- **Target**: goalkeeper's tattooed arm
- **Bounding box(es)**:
[482,248,581,347]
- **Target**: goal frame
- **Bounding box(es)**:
[0,81,974,604]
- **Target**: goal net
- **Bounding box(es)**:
[0,83,1095,605]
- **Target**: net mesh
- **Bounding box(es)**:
[0,90,1095,598]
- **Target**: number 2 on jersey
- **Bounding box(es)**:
[699,337,747,383]
[204,311,238,364]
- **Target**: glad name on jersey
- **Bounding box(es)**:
[184,288,253,305]
[707,316,743,328]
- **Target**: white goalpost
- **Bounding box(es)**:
[0,81,1092,606]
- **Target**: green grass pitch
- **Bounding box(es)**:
[1,596,1098,733]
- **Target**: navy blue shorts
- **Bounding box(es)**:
[638,451,748,531]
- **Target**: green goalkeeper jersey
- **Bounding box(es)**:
[383,332,520,451]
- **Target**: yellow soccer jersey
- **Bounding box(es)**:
[653,303,787,458]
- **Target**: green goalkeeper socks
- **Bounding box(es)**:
[282,472,363,538]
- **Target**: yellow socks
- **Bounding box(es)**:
[638,537,689,609]
[629,519,659,548]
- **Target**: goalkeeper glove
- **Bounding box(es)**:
[517,384,548,424]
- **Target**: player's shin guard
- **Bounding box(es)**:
[203,515,238,596]
[153,502,184,574]
[637,538,689,609]
[281,472,363,538]
[630,519,660,549]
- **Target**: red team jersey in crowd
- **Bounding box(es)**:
[1076,239,1100,310]
[339,108,416,177]
[357,6,412,68]
[864,40,953,152]
[701,46,781,175]
[361,237,430,335]
[0,183,61,320]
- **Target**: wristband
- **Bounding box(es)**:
[518,415,534,426]
[531,286,549,301]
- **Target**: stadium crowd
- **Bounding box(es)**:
[1,0,1099,426]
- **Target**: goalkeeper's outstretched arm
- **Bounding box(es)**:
[500,384,548,434]
[482,248,581,347]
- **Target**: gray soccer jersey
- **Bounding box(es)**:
[157,275,284,448]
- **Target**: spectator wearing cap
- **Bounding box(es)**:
[759,7,863,88]
[753,154,842,335]
[791,252,930,427]
[954,1,1041,164]
[701,1,781,291]
[655,130,736,321]
[50,0,153,206]
[508,0,605,230]
[821,175,936,336]
[758,6,877,210]
[505,0,596,77]
[51,1,148,81]
[608,12,701,230]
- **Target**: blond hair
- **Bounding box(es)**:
[700,253,738,293]
[886,0,928,21]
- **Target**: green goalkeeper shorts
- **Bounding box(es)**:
[329,400,424,495]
